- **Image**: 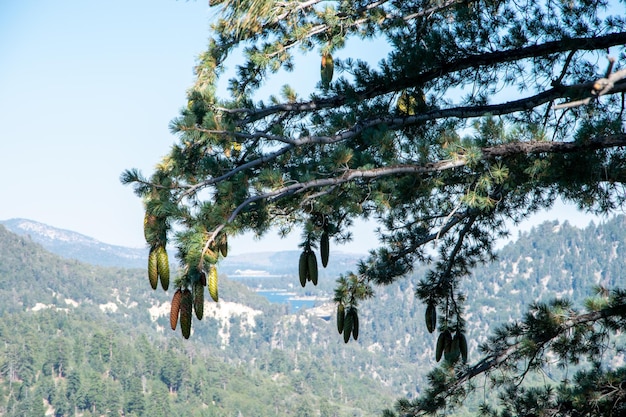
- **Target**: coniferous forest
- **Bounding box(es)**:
[0,215,625,416]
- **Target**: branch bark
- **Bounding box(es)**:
[218,32,626,125]
[481,134,626,158]
[225,158,468,223]
[181,129,626,202]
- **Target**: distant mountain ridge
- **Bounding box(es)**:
[0,218,146,268]
[0,218,367,275]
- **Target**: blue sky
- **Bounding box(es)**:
[0,1,605,256]
[0,1,211,246]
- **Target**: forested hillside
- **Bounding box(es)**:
[0,216,624,416]
[0,225,399,417]
[465,217,625,325]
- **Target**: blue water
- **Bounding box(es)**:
[256,290,317,311]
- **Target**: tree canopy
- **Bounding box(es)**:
[122,0,626,415]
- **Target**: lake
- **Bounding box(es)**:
[256,289,318,311]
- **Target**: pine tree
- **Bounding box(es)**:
[122,0,626,415]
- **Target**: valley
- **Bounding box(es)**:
[0,216,625,416]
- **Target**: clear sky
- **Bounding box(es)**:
[0,1,606,256]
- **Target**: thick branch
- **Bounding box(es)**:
[203,79,626,148]
[481,134,626,158]
[225,159,468,223]
[462,305,623,387]
[180,144,294,199]
[180,127,626,202]
[223,32,626,124]
[554,63,626,109]
[212,73,626,149]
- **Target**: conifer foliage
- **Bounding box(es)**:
[123,0,626,414]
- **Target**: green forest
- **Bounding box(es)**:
[0,215,624,416]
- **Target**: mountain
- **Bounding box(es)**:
[0,218,146,268]
[0,223,402,417]
[0,217,366,284]
[1,215,625,416]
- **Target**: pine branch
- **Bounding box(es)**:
[181,126,297,145]
[214,31,626,125]
[225,159,469,222]
[394,210,475,260]
[210,74,626,141]
[403,303,626,416]
[481,134,626,158]
[178,131,626,203]
[440,213,479,283]
[553,65,626,109]
[180,81,626,202]
[189,162,475,263]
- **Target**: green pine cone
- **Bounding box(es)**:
[180,289,193,339]
[320,53,334,88]
[143,212,155,243]
[351,308,359,341]
[343,308,353,344]
[148,247,158,290]
[425,302,437,334]
[436,330,453,362]
[193,281,204,320]
[445,333,461,363]
[298,250,308,287]
[307,250,318,285]
[320,231,329,268]
[156,245,170,291]
[208,264,219,302]
[219,234,228,258]
[337,303,345,334]
[458,332,468,363]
